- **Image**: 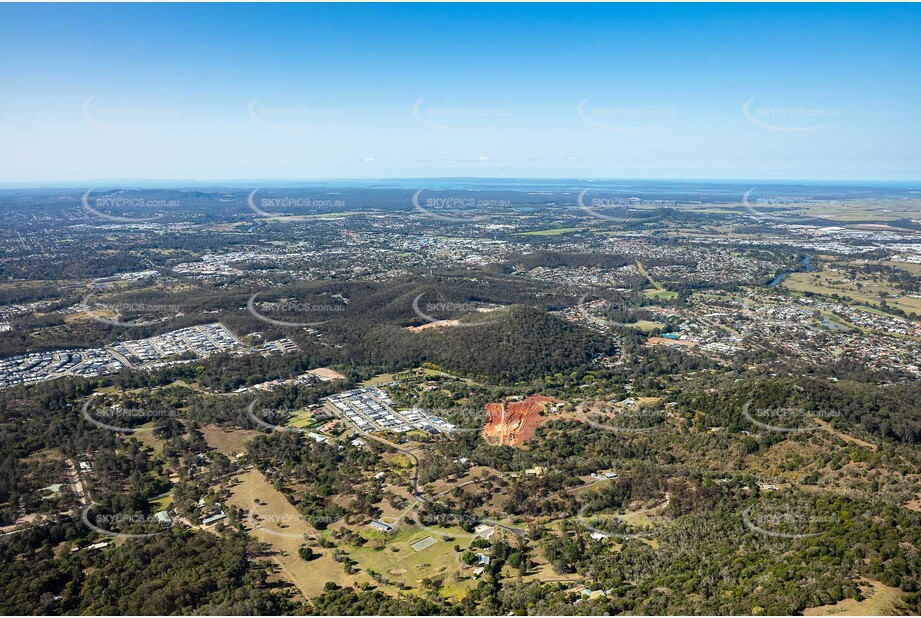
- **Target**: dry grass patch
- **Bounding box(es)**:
[200,425,262,457]
[803,579,902,616]
[225,469,373,599]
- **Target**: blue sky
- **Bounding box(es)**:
[1,3,919,182]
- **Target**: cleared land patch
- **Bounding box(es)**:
[308,367,346,381]
[225,468,371,598]
[201,425,262,457]
[803,579,902,616]
[483,395,560,447]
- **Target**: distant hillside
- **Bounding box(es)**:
[413,305,614,383]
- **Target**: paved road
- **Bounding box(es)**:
[333,411,427,499]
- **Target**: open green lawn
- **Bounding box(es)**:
[360,372,396,386]
[149,494,173,511]
[633,320,666,332]
[284,408,323,429]
[346,522,479,599]
[644,288,679,300]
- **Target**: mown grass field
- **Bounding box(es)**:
[360,372,396,386]
[284,408,323,429]
[644,288,679,300]
[632,320,666,332]
[346,521,479,600]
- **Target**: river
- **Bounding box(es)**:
[767,255,811,287]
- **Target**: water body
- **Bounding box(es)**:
[822,315,849,331]
[767,255,811,287]
[767,272,787,287]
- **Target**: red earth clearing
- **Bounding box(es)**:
[482,395,561,447]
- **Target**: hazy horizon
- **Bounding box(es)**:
[2,177,920,191]
[1,3,919,183]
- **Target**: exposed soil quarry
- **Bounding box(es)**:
[483,395,561,447]
[405,320,462,332]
